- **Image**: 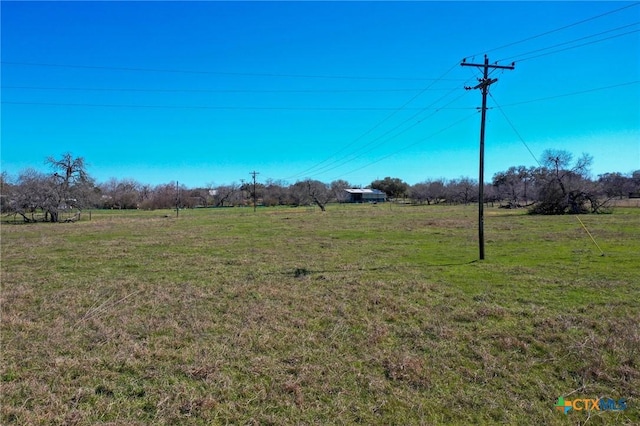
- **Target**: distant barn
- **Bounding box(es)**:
[344,188,387,203]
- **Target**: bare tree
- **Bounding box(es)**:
[145,183,179,210]
[288,181,309,207]
[44,153,93,221]
[185,188,209,208]
[306,179,331,211]
[598,172,635,199]
[632,170,640,195]
[0,172,14,214]
[263,179,289,206]
[6,154,93,222]
[409,182,430,204]
[492,166,534,208]
[483,183,500,207]
[427,179,447,204]
[410,179,447,205]
[100,178,141,209]
[330,179,351,203]
[447,177,478,205]
[212,183,240,207]
[530,149,602,214]
[9,169,59,222]
[47,153,88,190]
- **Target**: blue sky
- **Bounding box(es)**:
[2,1,639,188]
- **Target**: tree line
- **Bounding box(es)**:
[1,150,639,222]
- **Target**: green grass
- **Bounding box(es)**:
[2,204,639,425]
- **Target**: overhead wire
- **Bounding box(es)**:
[505,28,640,63]
[0,61,464,82]
[0,100,474,111]
[301,88,475,180]
[329,112,479,181]
[280,61,465,181]
[295,63,488,181]
[496,21,640,63]
[4,2,638,186]
[0,60,479,183]
[464,2,640,60]
[4,49,636,113]
[289,18,640,182]
[334,5,640,184]
[488,93,541,167]
[448,3,640,178]
[497,80,640,107]
[1,85,457,94]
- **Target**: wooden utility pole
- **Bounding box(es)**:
[461,55,514,260]
[176,180,180,217]
[250,171,259,212]
[240,179,246,206]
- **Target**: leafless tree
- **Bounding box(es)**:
[409,182,430,204]
[212,183,240,207]
[492,166,534,208]
[447,177,478,205]
[410,179,447,205]
[47,153,88,190]
[598,172,635,199]
[100,178,141,209]
[305,179,331,211]
[530,149,603,214]
[263,179,289,206]
[44,153,93,221]
[9,169,59,222]
[145,183,179,210]
[7,154,94,222]
[288,181,309,207]
[0,172,14,213]
[330,179,351,203]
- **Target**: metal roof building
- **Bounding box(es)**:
[344,188,387,203]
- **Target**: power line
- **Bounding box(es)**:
[0,61,465,82]
[282,62,469,181]
[4,80,636,111]
[497,80,640,107]
[294,89,478,184]
[488,93,541,167]
[284,62,505,182]
[1,85,458,94]
[510,28,640,63]
[496,21,640,63]
[301,89,474,180]
[464,2,640,60]
[0,100,474,111]
[329,111,478,182]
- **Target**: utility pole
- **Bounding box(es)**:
[461,55,514,260]
[240,179,246,206]
[176,180,179,218]
[250,171,259,212]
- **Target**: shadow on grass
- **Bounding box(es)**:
[286,260,478,277]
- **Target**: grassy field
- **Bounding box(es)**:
[1,204,638,425]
